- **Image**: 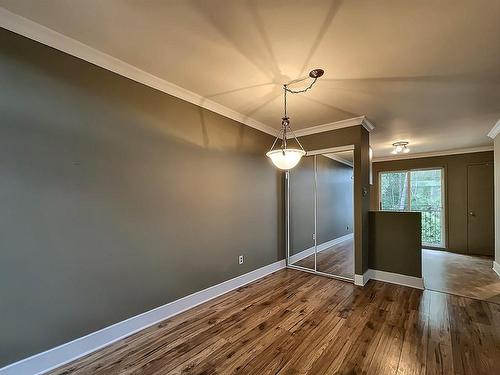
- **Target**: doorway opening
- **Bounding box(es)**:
[378,163,498,303]
[286,147,355,282]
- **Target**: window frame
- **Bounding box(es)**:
[378,167,446,248]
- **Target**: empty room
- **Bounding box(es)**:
[1,1,500,374]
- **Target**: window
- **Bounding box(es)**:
[379,168,445,247]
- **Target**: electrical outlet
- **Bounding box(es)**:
[346,225,349,230]
[238,255,244,265]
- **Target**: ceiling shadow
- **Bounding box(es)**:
[300,94,358,118]
[189,0,283,82]
[246,88,282,117]
[205,82,276,98]
[298,0,344,78]
[246,0,282,80]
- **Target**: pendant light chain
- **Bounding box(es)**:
[266,68,324,170]
[284,84,288,118]
[283,85,288,153]
[284,77,318,94]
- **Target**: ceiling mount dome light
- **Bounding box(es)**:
[266,68,325,170]
[391,141,410,154]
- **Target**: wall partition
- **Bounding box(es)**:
[286,148,355,281]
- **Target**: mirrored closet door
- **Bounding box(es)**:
[288,155,315,273]
[287,150,354,281]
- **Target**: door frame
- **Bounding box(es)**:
[286,145,355,282]
[466,162,494,255]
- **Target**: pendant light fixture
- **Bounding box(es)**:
[266,69,324,170]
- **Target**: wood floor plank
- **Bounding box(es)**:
[50,269,500,375]
[426,291,454,375]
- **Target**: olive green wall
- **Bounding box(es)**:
[369,211,422,277]
[298,126,371,275]
[371,151,494,253]
[289,155,353,255]
[0,29,284,367]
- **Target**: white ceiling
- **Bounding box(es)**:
[1,0,499,157]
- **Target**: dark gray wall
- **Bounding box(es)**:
[0,29,283,367]
[317,156,353,244]
[369,211,422,278]
[371,151,494,253]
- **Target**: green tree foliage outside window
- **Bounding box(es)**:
[380,169,443,245]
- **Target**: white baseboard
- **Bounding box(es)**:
[317,233,353,252]
[354,272,369,286]
[288,233,353,265]
[288,246,315,264]
[0,260,286,375]
[355,269,424,290]
[493,261,500,278]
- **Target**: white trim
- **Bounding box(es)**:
[493,261,500,278]
[367,269,424,289]
[288,234,354,265]
[306,145,355,156]
[354,271,370,286]
[324,154,353,167]
[317,233,353,252]
[294,116,374,137]
[373,146,494,162]
[354,269,424,289]
[288,245,316,265]
[0,7,278,137]
[0,260,286,375]
[362,117,375,132]
[487,119,500,139]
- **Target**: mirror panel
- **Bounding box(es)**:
[289,155,315,272]
[316,152,354,279]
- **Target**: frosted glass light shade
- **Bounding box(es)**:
[266,149,306,170]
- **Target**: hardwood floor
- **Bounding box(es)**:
[51,269,500,375]
[423,249,500,304]
[292,239,353,278]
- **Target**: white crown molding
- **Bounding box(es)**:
[361,117,375,132]
[0,7,279,137]
[0,259,286,375]
[294,116,374,137]
[324,154,354,167]
[372,145,494,163]
[306,144,355,156]
[487,119,500,139]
